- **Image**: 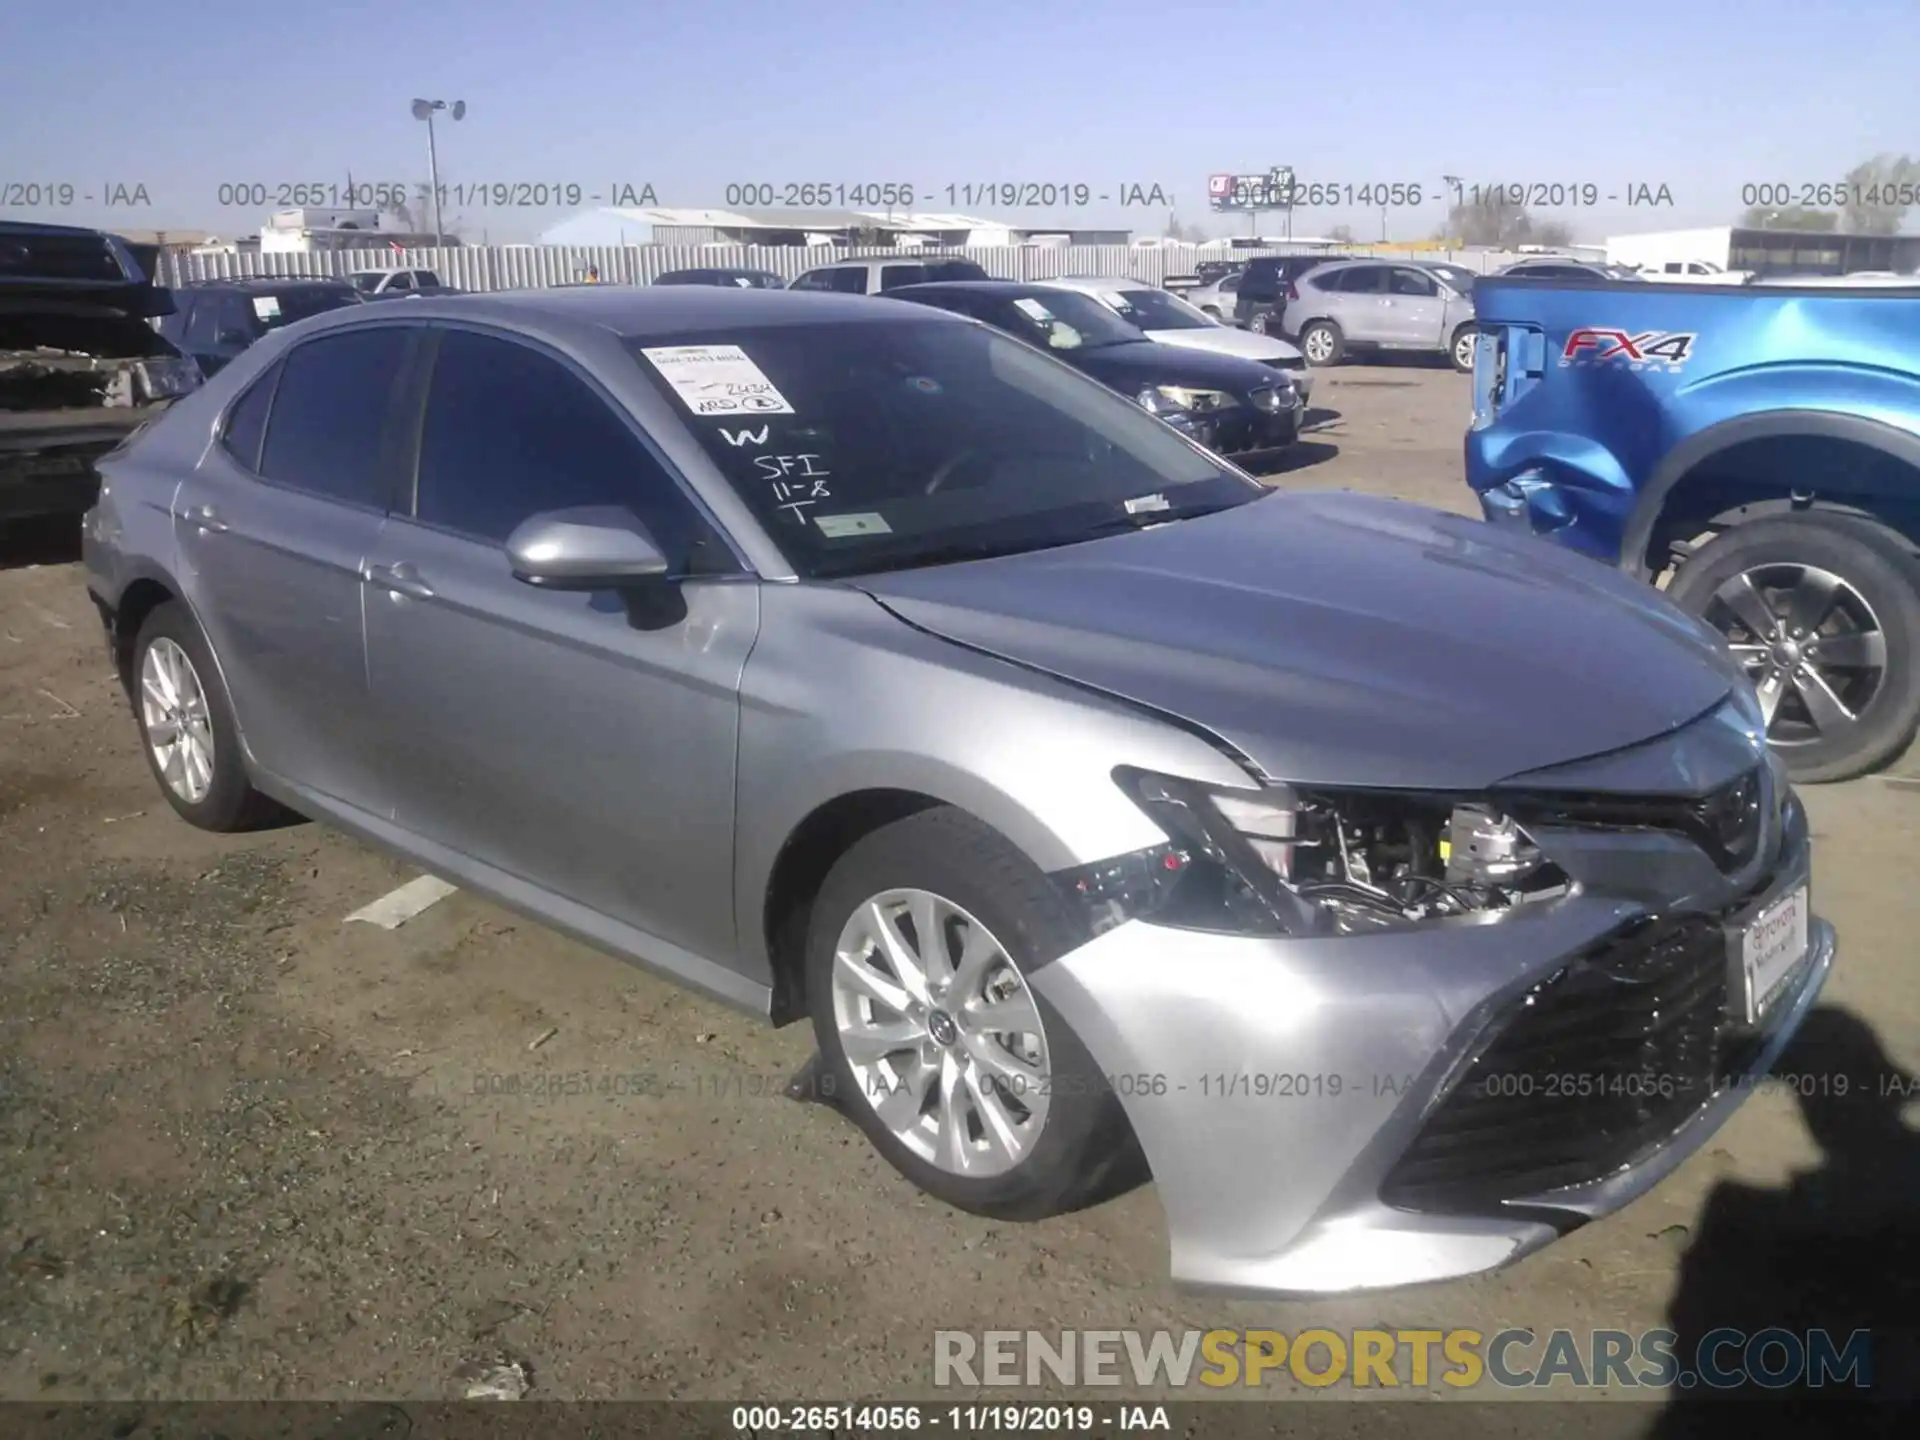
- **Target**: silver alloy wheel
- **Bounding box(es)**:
[1452,329,1477,369]
[1708,562,1888,749]
[140,637,216,804]
[830,888,1052,1178]
[1302,326,1335,363]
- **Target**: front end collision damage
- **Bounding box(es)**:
[1030,781,1831,1297]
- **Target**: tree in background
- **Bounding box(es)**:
[1433,196,1573,248]
[1841,154,1919,234]
[1161,215,1208,242]
[1326,224,1355,243]
[1739,205,1840,231]
[1736,154,1917,233]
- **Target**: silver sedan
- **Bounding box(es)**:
[84,287,1831,1297]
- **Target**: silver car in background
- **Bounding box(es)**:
[83,287,1830,1298]
[1282,259,1482,371]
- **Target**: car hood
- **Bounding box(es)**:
[854,491,1738,791]
[1069,340,1293,392]
[1143,325,1304,363]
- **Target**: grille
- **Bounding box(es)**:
[1498,766,1770,874]
[1379,911,1759,1213]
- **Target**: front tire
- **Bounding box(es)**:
[804,807,1135,1220]
[1664,513,1920,782]
[1449,323,1478,372]
[1299,320,1344,366]
[130,600,284,830]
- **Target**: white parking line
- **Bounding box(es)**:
[345,875,458,929]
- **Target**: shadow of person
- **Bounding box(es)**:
[1648,1005,1920,1437]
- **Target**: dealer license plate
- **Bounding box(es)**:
[1733,883,1809,1025]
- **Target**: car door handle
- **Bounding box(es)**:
[181,503,228,533]
[363,561,435,601]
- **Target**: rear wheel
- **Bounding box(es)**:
[804,807,1134,1220]
[130,601,285,830]
[1299,321,1344,366]
[1665,513,1920,782]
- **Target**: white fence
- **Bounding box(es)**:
[153,242,1538,293]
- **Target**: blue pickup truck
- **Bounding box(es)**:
[1465,277,1920,782]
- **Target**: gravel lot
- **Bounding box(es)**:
[2,362,1916,1414]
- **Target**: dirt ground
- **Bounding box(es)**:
[2,363,1916,1411]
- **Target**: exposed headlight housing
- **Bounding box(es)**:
[1053,768,1571,938]
[133,356,203,400]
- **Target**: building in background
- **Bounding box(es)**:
[537,206,1129,248]
[1607,224,1920,278]
[257,207,449,255]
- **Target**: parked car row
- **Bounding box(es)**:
[82,280,1832,1305]
[648,259,1315,458]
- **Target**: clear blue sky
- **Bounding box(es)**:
[3,0,1915,243]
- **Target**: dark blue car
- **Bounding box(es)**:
[1465,274,1920,781]
[889,280,1303,464]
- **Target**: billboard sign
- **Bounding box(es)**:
[1208,167,1298,211]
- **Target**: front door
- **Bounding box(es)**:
[172,326,412,809]
[361,325,759,963]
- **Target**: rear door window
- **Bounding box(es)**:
[880,264,929,290]
[219,361,281,472]
[258,328,411,509]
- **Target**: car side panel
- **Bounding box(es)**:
[730,583,1254,980]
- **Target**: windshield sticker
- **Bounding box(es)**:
[641,344,795,415]
[252,296,281,319]
[816,512,892,538]
[1011,299,1055,321]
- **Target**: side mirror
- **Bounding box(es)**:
[506,506,671,589]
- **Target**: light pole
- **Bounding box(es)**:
[1441,175,1462,247]
[410,98,466,246]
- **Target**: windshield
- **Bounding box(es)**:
[1103,287,1215,330]
[630,320,1257,580]
[989,291,1144,351]
[348,272,382,293]
[259,288,361,328]
[1428,266,1478,293]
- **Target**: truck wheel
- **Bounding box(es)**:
[1449,324,1478,372]
[1299,321,1344,367]
[1665,513,1920,782]
[804,807,1136,1221]
[130,601,286,830]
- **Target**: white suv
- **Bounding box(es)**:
[788,255,992,295]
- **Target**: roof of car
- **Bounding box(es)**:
[294,284,967,340]
[887,280,1052,299]
[184,275,358,289]
[1036,275,1155,293]
[801,254,978,268]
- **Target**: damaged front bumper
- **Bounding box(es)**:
[1029,782,1830,1298]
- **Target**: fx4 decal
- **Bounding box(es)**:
[1559,327,1698,371]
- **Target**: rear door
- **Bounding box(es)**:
[1327,264,1389,341]
[360,324,758,961]
[1382,266,1447,346]
[172,325,413,810]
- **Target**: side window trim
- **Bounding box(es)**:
[248,323,421,514]
[216,357,286,474]
[401,320,752,573]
